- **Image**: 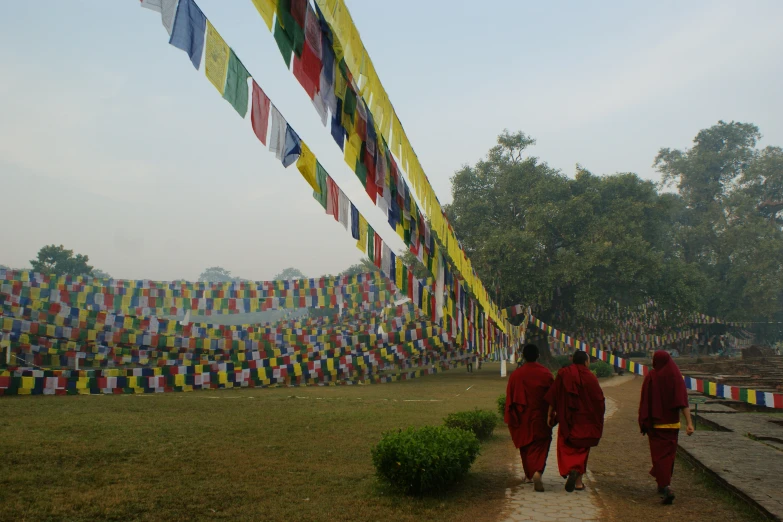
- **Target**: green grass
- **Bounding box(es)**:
[0,363,514,522]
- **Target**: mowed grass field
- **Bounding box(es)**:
[0,363,516,522]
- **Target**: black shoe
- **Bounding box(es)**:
[565,470,578,492]
[657,487,666,494]
[662,486,675,505]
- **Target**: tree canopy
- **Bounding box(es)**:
[198,266,237,283]
[30,245,94,277]
[273,267,307,281]
[446,123,783,340]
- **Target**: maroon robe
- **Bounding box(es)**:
[545,363,605,477]
[639,351,689,488]
[505,362,554,478]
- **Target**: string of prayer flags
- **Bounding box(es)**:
[296,142,319,193]
[169,0,206,70]
[205,21,230,94]
[250,81,271,144]
[224,50,250,116]
[250,0,276,31]
[140,0,177,34]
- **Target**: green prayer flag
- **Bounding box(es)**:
[223,49,250,117]
[343,87,357,118]
[367,225,375,262]
[354,155,367,187]
[313,161,328,209]
[273,17,293,68]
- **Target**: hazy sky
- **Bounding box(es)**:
[1,1,781,281]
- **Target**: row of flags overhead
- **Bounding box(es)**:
[528,315,782,410]
[139,0,519,356]
[143,0,511,337]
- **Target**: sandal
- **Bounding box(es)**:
[565,471,578,492]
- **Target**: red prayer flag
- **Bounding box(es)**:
[251,81,271,145]
[292,43,321,99]
[326,176,340,221]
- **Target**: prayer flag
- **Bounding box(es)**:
[367,225,375,262]
[351,204,359,239]
[269,105,286,161]
[273,16,294,68]
[250,81,271,145]
[338,190,350,230]
[251,0,276,31]
[296,141,319,192]
[326,176,340,221]
[357,214,368,253]
[282,124,302,167]
[141,0,177,35]
[313,161,328,208]
[169,0,207,70]
[331,98,345,150]
[223,50,250,117]
[374,233,383,268]
[278,0,305,56]
[205,22,229,94]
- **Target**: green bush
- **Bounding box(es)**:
[552,355,572,369]
[443,409,498,441]
[497,394,506,417]
[371,426,480,495]
[591,360,614,378]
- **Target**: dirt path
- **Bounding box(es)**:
[589,375,762,521]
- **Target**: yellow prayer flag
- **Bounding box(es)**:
[205,21,230,95]
[296,142,320,193]
[357,214,368,253]
[251,0,276,31]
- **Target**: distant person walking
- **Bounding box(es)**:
[504,344,554,492]
[638,350,694,505]
[545,350,606,492]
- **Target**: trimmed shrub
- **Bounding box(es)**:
[591,360,614,378]
[371,426,480,495]
[497,394,506,417]
[443,409,498,441]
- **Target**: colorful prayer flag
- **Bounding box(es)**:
[269,105,286,161]
[141,0,177,35]
[169,0,207,70]
[282,124,302,167]
[351,204,359,239]
[326,176,340,221]
[250,0,276,31]
[223,50,250,117]
[357,214,368,253]
[313,161,328,208]
[205,21,229,94]
[338,189,350,230]
[296,141,319,192]
[250,81,271,144]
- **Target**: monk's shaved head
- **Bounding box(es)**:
[573,350,589,366]
[522,344,539,362]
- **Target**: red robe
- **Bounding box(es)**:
[545,364,605,477]
[505,362,554,478]
[639,350,689,488]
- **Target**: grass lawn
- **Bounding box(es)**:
[0,363,515,522]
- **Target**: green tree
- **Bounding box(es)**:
[274,267,307,281]
[92,269,112,279]
[30,245,94,277]
[198,266,236,283]
[339,258,379,276]
[446,130,705,331]
[655,121,783,322]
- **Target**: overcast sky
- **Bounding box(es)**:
[1,1,781,281]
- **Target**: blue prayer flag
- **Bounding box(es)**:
[351,204,360,240]
[169,0,207,70]
[282,124,302,168]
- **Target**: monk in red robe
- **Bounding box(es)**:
[504,344,554,492]
[545,350,605,492]
[639,350,694,504]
